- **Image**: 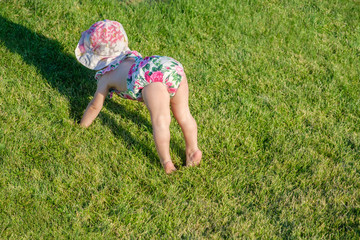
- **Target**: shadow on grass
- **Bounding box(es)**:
[0,16,187,166]
[0,16,95,120]
[99,112,159,165]
[101,100,187,166]
[100,100,159,165]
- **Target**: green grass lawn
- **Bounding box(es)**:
[1,0,360,238]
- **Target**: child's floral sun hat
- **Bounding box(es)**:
[75,20,130,70]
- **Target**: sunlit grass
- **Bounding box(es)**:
[1,0,359,238]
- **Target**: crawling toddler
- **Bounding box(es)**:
[75,20,202,174]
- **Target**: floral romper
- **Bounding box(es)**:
[95,51,185,101]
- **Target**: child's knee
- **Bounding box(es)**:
[152,114,171,129]
[176,113,193,126]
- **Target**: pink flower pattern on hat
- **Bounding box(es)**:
[75,20,130,70]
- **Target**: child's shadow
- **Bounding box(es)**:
[99,101,159,164]
[0,16,186,166]
[0,16,92,119]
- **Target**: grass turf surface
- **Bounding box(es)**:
[1,0,360,238]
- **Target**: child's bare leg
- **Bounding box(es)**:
[142,82,176,174]
[170,76,202,166]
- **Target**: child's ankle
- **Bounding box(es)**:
[186,148,200,156]
[162,160,176,174]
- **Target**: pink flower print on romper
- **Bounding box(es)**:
[135,79,144,90]
[168,88,177,94]
[145,71,151,83]
[128,64,136,78]
[175,65,185,77]
[145,71,164,83]
[140,57,151,68]
[165,81,176,94]
[151,71,164,82]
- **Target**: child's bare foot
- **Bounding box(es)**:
[186,149,202,167]
[163,161,177,174]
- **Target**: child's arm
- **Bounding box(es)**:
[80,82,108,128]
